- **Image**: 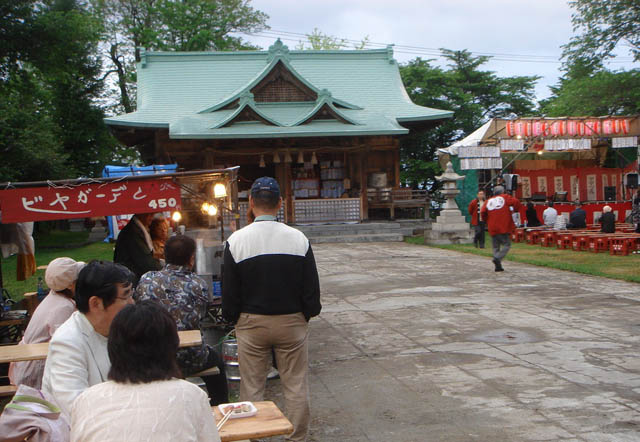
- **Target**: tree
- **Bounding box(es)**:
[541,64,640,117]
[563,0,640,67]
[0,0,120,182]
[94,0,269,113]
[399,50,539,190]
[296,28,370,50]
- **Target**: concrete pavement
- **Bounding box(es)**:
[264,242,640,441]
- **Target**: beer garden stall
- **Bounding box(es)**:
[104,40,452,225]
[0,168,240,301]
[439,116,640,224]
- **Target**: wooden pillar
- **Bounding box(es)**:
[284,162,294,223]
[230,168,239,232]
[154,130,172,164]
[394,145,401,188]
[360,151,369,220]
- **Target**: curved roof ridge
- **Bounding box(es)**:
[212,92,282,128]
[291,90,360,126]
[198,44,362,114]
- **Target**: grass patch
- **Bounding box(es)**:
[33,229,90,248]
[406,235,640,284]
[1,241,113,301]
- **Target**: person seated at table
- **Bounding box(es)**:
[70,301,220,442]
[114,212,162,282]
[41,260,135,417]
[525,202,541,227]
[568,202,587,229]
[9,257,85,389]
[150,216,170,260]
[553,213,567,231]
[598,205,616,233]
[136,235,229,405]
[543,201,558,227]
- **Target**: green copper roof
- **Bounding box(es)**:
[105,40,452,139]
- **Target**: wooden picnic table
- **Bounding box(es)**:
[0,330,201,364]
[212,401,293,442]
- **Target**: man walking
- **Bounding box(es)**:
[481,186,521,272]
[222,177,321,442]
[468,190,486,248]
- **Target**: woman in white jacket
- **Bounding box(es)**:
[71,300,221,442]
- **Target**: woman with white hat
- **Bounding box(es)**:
[9,257,85,389]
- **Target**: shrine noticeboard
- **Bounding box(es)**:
[0,179,181,223]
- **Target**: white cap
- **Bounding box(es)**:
[45,257,85,292]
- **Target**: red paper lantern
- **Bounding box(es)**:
[583,120,600,135]
[550,121,565,136]
[506,121,516,137]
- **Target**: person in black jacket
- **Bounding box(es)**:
[113,213,162,281]
[222,177,320,442]
[598,205,616,233]
[525,202,541,227]
[568,202,587,229]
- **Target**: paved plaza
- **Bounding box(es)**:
[264,242,640,442]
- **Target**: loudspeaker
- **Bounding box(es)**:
[503,174,519,192]
[625,173,639,189]
[531,193,547,202]
[554,191,568,202]
[604,186,616,201]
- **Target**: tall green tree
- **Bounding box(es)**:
[542,1,640,118]
[399,50,539,189]
[95,0,269,113]
[563,0,640,68]
[1,0,118,182]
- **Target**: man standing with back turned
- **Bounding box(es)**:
[481,185,521,272]
[223,177,321,442]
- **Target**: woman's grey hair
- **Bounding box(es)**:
[603,205,612,213]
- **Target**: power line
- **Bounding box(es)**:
[239,28,636,65]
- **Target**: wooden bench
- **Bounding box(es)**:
[192,366,221,377]
[0,385,18,397]
[368,188,430,220]
[0,330,202,364]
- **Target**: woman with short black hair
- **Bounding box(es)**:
[70,301,221,442]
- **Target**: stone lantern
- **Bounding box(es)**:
[425,161,474,245]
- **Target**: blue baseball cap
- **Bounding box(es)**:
[250,177,280,197]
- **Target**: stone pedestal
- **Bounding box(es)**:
[68,218,86,232]
[88,225,107,242]
[424,161,474,245]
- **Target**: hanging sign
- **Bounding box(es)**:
[0,179,181,223]
[505,118,629,138]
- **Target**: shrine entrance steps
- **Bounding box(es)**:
[293,220,430,244]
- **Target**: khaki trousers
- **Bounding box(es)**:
[236,313,310,442]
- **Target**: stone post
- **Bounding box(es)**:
[424,161,474,245]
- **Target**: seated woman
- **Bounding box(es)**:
[9,257,84,388]
[525,202,541,227]
[150,217,170,261]
[70,301,221,442]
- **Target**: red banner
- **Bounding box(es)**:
[0,179,181,223]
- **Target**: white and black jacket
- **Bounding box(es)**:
[222,220,321,323]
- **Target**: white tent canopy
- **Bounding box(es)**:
[438,120,494,156]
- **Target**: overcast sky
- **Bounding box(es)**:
[237,0,637,102]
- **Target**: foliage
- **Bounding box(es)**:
[95,0,269,113]
[563,0,640,68]
[296,28,370,50]
[0,0,117,182]
[541,65,640,116]
[399,50,539,190]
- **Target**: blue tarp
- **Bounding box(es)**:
[102,164,178,240]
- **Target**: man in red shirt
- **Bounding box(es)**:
[481,186,521,272]
[468,190,486,248]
